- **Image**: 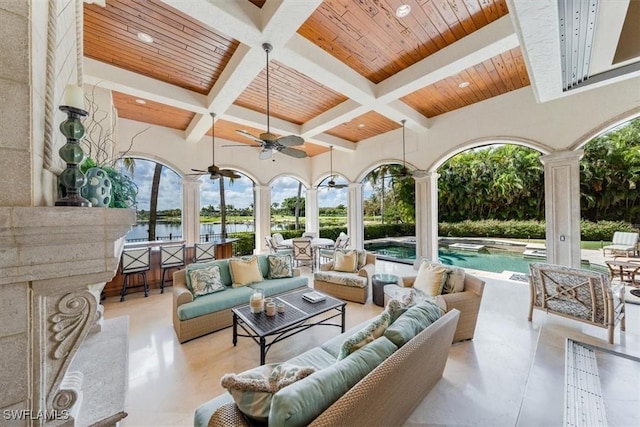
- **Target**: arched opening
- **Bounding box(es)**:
[270,176,307,232]
[317,174,348,231]
[124,157,183,242]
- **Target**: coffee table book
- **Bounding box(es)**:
[302,291,326,303]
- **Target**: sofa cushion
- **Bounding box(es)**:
[188,264,225,297]
[337,311,391,360]
[413,262,448,296]
[220,363,315,422]
[267,254,294,279]
[313,271,367,288]
[185,259,232,289]
[333,250,357,272]
[384,300,443,347]
[229,256,264,287]
[286,347,337,371]
[177,286,253,321]
[248,276,308,297]
[269,336,398,427]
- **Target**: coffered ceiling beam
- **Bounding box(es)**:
[376,15,519,103]
[183,0,323,143]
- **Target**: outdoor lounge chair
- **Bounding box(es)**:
[602,231,639,256]
[528,262,625,344]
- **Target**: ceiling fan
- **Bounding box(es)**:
[391,119,428,179]
[227,43,307,160]
[189,112,241,180]
[318,146,347,189]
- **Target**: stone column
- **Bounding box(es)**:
[305,188,319,235]
[414,173,439,261]
[254,185,271,254]
[540,150,584,267]
[181,176,201,245]
[347,183,364,249]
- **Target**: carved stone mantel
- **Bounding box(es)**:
[0,207,135,426]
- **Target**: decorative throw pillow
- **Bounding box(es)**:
[221,363,315,422]
[267,254,293,279]
[333,250,358,272]
[337,311,391,360]
[355,249,367,269]
[229,256,264,287]
[413,262,448,296]
[188,265,225,297]
[443,266,465,294]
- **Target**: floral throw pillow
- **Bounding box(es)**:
[188,265,225,297]
[337,311,391,360]
[267,254,293,279]
[221,363,315,422]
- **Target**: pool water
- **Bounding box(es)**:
[364,242,602,274]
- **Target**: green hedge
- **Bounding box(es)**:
[230,220,637,255]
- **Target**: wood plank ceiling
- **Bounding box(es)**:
[83,0,528,157]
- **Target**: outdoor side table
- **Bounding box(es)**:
[371,274,399,307]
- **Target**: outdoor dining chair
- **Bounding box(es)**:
[292,237,314,270]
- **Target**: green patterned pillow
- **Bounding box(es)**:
[220,363,315,422]
[337,311,391,360]
[187,265,225,297]
[267,254,293,279]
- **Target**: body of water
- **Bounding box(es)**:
[126,222,255,241]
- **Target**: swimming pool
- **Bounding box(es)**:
[364,241,602,274]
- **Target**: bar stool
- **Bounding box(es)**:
[160,244,185,293]
[194,242,215,263]
[120,248,151,302]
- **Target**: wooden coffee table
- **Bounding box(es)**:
[605,259,640,286]
[232,288,346,365]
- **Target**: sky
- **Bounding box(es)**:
[130,159,374,211]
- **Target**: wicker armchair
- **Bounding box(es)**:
[528,262,626,344]
[313,252,376,304]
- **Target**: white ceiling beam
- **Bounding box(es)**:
[160,0,261,45]
[300,100,369,139]
[83,59,208,111]
[184,0,323,143]
[376,15,519,103]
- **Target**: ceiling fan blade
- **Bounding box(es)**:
[220,169,241,179]
[276,135,304,147]
[259,148,273,160]
[278,146,307,158]
[191,168,207,173]
[223,144,262,148]
[236,129,265,144]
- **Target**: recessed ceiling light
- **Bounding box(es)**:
[358,123,366,129]
[458,81,470,88]
[396,4,411,18]
[135,99,146,105]
[137,32,154,43]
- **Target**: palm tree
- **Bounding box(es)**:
[219,177,227,239]
[294,181,302,230]
[148,162,163,241]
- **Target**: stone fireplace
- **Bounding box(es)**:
[0,207,135,426]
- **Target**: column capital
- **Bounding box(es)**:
[413,172,439,182]
[540,149,584,165]
[181,176,202,186]
[348,182,362,189]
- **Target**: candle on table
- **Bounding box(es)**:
[64,84,85,110]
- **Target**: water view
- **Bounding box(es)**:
[126,222,255,241]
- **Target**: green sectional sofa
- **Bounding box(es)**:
[194,302,460,427]
[172,255,308,343]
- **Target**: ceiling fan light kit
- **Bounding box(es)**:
[230,43,307,160]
